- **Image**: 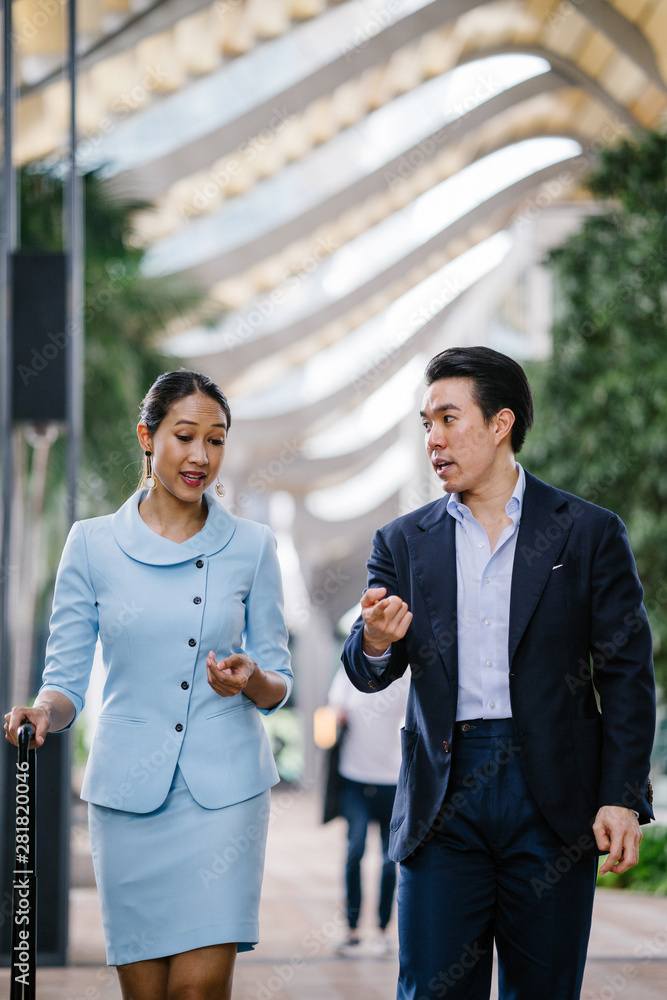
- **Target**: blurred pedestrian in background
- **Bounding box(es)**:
[327,666,409,955]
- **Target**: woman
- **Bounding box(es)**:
[5,370,292,1000]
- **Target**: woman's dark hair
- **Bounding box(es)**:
[138,369,231,487]
[424,346,533,453]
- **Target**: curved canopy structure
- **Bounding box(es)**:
[13,0,667,628]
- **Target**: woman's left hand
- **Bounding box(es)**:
[206,651,257,697]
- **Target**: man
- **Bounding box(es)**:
[342,346,655,1000]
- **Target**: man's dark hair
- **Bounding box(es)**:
[424,346,534,453]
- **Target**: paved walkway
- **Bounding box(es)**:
[1,786,666,998]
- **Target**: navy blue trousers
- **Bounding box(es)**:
[397,720,597,1000]
[340,777,397,930]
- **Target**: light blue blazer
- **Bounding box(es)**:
[39,490,293,814]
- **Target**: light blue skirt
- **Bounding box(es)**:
[88,766,271,966]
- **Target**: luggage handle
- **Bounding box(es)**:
[11,722,37,1000]
[17,723,34,763]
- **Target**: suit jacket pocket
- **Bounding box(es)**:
[390,728,419,832]
[96,714,147,726]
[205,696,249,721]
[548,559,579,587]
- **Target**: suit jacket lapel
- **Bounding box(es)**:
[407,498,458,690]
[509,472,574,664]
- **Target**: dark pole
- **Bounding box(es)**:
[65,0,83,526]
[0,2,75,968]
[1,0,17,722]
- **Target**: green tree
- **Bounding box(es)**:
[10,166,209,700]
[523,129,667,690]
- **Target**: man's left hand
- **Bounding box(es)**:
[593,805,643,875]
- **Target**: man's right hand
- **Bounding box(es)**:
[361,587,413,656]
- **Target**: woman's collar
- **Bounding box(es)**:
[111,490,237,565]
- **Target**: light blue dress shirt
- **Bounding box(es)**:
[447,464,525,720]
[366,465,525,721]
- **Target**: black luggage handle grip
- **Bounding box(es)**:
[17,723,35,761]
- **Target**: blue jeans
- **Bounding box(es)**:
[397,719,597,1000]
[340,777,398,930]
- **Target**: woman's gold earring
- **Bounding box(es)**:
[144,451,157,490]
[216,479,226,498]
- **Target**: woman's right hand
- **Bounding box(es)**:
[4,705,51,749]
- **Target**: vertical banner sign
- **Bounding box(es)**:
[11,725,36,1000]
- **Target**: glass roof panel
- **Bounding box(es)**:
[304,439,416,522]
[302,357,426,459]
[168,132,577,362]
[232,230,514,419]
[144,54,550,278]
[80,0,434,176]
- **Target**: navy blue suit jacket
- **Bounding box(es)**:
[342,471,655,863]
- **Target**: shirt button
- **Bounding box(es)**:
[188,638,197,647]
[478,542,484,548]
[484,577,491,584]
[175,724,184,732]
[484,618,492,626]
[442,741,450,753]
[181,681,189,690]
[488,701,495,710]
[486,659,493,667]
[196,559,204,568]
[193,596,202,605]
